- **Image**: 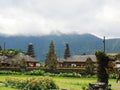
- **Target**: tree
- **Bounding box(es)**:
[0,45,2,55]
[116,52,120,60]
[95,50,109,85]
[64,43,71,59]
[45,40,58,70]
[0,45,2,51]
[85,57,94,75]
[27,43,35,57]
[11,58,18,67]
[20,58,26,67]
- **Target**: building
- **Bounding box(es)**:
[115,60,120,68]
[0,56,8,67]
[58,55,97,68]
[0,53,39,67]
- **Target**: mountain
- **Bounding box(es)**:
[106,39,120,52]
[0,33,120,61]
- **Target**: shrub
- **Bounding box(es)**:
[45,72,57,77]
[0,70,21,75]
[4,76,59,90]
[57,72,82,78]
[25,69,45,75]
[109,73,117,79]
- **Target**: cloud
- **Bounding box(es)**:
[0,0,120,38]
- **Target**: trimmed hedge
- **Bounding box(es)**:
[0,70,21,75]
[25,70,45,75]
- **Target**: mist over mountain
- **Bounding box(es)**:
[0,33,120,61]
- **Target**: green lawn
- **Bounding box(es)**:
[0,86,18,90]
[54,77,120,90]
[0,75,120,90]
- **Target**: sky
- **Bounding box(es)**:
[0,0,120,38]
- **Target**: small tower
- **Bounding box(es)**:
[64,43,71,59]
[27,43,35,57]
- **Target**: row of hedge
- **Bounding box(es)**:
[0,67,39,72]
[0,70,44,75]
[0,70,118,79]
[0,67,96,75]
[0,70,83,77]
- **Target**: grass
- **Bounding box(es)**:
[0,75,120,90]
[0,86,18,90]
[54,77,96,90]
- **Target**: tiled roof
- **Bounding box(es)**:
[0,56,8,60]
[58,55,97,62]
[0,56,8,63]
[13,53,38,62]
[0,53,38,64]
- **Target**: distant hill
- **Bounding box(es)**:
[0,33,120,61]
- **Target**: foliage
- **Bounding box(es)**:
[57,72,82,78]
[45,40,58,70]
[95,50,109,84]
[109,73,117,79]
[0,45,2,55]
[25,70,45,75]
[11,59,18,67]
[64,43,71,59]
[0,70,45,75]
[0,75,120,90]
[4,77,59,90]
[0,48,25,57]
[85,57,94,75]
[20,58,26,67]
[44,72,83,78]
[0,70,21,75]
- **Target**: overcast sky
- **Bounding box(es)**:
[0,0,120,38]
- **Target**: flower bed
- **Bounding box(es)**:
[4,76,59,90]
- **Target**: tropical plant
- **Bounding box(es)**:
[85,57,94,75]
[95,50,109,84]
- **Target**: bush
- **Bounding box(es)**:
[0,70,21,75]
[109,73,117,79]
[0,70,45,76]
[56,72,82,78]
[45,72,57,77]
[4,76,59,90]
[25,69,45,75]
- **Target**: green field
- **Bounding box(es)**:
[0,75,120,90]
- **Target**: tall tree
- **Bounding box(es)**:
[0,45,2,55]
[27,43,35,57]
[45,40,58,70]
[116,52,120,60]
[0,45,2,51]
[64,43,71,59]
[95,50,109,85]
[85,57,94,75]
